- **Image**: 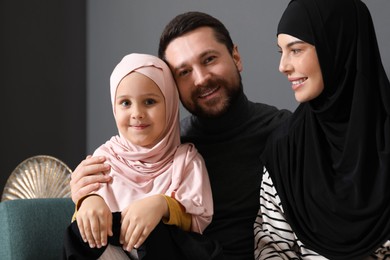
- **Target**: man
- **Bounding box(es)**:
[71,12,291,260]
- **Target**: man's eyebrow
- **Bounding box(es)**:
[172,62,187,73]
[172,50,220,72]
[199,49,219,58]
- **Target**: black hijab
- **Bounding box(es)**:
[262,0,390,259]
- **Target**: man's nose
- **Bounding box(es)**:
[193,67,211,87]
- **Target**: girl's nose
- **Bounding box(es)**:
[131,105,144,119]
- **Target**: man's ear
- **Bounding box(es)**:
[232,45,243,72]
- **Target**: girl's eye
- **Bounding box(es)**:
[145,99,156,105]
[120,100,130,107]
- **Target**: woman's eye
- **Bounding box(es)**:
[291,49,301,54]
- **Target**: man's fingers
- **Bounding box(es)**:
[70,156,111,203]
[72,183,100,203]
[71,156,108,181]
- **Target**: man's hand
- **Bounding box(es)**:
[70,155,112,203]
[76,195,113,248]
[120,195,169,252]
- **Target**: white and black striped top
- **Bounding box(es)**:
[254,168,390,260]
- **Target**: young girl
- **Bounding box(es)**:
[254,0,390,259]
[63,53,216,259]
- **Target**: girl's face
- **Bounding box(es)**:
[114,72,166,148]
[278,33,324,103]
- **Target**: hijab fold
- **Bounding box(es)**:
[262,0,390,258]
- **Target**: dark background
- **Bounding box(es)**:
[1,0,86,192]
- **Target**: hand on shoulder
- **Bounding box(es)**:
[70,155,112,203]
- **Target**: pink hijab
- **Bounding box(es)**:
[93,53,213,233]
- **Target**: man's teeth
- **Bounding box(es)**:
[200,87,217,97]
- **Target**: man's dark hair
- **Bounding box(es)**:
[158,11,234,61]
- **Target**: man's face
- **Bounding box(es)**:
[164,27,243,118]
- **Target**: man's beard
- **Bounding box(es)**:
[183,75,243,118]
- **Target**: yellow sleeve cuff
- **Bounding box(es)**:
[162,195,191,231]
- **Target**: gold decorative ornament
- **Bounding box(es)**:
[1,155,72,201]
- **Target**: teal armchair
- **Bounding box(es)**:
[0,198,74,260]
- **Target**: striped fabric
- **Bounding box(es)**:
[254,168,390,260]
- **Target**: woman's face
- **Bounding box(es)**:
[278,33,324,103]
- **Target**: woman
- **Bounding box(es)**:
[254,0,390,259]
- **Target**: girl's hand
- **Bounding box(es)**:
[120,195,168,251]
[76,195,113,248]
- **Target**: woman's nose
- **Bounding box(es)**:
[279,55,292,75]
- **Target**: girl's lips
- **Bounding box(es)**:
[131,124,149,130]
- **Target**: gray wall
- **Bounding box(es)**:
[86,0,390,154]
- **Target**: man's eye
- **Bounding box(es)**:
[204,56,215,64]
[178,70,189,77]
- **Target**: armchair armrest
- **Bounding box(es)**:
[0,198,74,260]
